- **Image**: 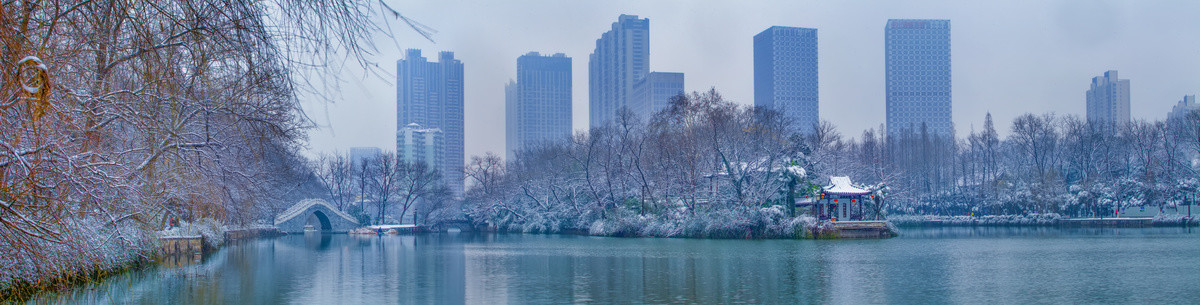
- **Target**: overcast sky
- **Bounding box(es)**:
[298,0,1200,160]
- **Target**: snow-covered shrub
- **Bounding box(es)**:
[580,207,816,239]
[588,219,614,236]
[807,220,837,238]
[640,217,682,237]
[193,218,226,248]
[1,214,153,296]
[1151,214,1196,226]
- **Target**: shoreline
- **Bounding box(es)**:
[890,214,1199,228]
[0,226,284,302]
[0,253,152,303]
[471,219,898,240]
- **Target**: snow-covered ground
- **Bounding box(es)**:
[890,214,1064,226]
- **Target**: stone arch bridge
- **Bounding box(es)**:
[275,199,359,233]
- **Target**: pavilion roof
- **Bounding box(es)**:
[823,176,871,196]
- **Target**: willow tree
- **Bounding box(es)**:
[0,0,424,292]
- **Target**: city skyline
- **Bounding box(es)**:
[1169,95,1197,120]
[301,1,1200,161]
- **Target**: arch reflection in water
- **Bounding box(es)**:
[304,231,333,250]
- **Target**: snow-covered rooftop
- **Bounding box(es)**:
[823,176,871,196]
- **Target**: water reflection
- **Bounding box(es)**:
[159,252,203,268]
[896,225,1197,238]
[303,231,332,250]
[24,227,1200,304]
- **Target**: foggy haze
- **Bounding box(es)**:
[299,0,1200,160]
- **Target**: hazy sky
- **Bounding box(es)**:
[299,0,1200,160]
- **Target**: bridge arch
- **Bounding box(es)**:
[307,210,333,231]
[275,199,359,233]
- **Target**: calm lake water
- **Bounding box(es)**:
[26,227,1200,304]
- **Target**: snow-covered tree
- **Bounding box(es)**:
[0,0,419,291]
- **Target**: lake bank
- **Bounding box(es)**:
[890,214,1199,227]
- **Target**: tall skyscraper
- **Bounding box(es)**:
[589,14,649,128]
[631,72,684,120]
[504,80,518,161]
[397,123,443,169]
[1168,95,1196,121]
[1086,70,1131,124]
[506,52,572,161]
[754,26,818,132]
[397,49,464,196]
[885,19,952,136]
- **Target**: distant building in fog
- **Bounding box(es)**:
[590,14,649,128]
[349,147,381,168]
[505,80,519,161]
[1085,70,1130,125]
[507,52,572,161]
[398,123,443,168]
[631,71,684,120]
[754,26,818,132]
[1168,94,1196,121]
[885,19,952,137]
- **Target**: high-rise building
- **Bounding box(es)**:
[504,80,519,161]
[507,52,572,161]
[589,14,649,128]
[1086,70,1131,124]
[397,123,443,168]
[631,72,684,120]
[754,26,818,132]
[397,49,464,196]
[885,19,952,136]
[1168,95,1197,121]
